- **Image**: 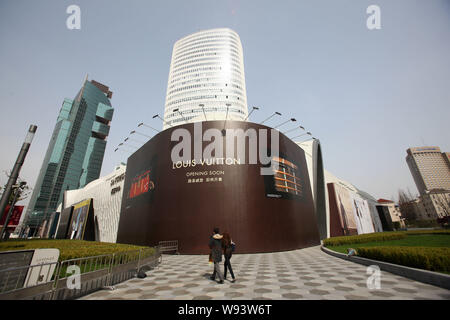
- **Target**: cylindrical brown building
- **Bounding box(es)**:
[116,121,321,254]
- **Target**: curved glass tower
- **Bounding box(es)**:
[163,28,248,129]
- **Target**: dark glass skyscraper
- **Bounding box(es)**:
[24,78,114,234]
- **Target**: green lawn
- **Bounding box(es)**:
[329,234,450,254]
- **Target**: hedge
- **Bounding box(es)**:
[356,246,450,273]
[323,229,450,247]
[323,232,407,246]
[0,239,153,261]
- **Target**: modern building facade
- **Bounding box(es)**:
[24,78,114,235]
[59,164,126,243]
[419,189,450,220]
[163,28,248,129]
[406,146,450,195]
[376,199,405,230]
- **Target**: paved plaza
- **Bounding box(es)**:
[81,246,450,300]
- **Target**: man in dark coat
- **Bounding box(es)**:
[209,227,224,283]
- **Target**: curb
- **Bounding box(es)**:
[320,245,450,290]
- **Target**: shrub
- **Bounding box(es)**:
[323,229,450,247]
[323,232,407,246]
[356,246,450,273]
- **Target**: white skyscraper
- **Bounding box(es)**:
[163,28,248,129]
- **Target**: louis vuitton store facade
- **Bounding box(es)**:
[116,120,321,254]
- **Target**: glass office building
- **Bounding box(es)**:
[24,78,114,235]
[163,28,248,129]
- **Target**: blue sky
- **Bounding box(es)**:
[0,0,449,207]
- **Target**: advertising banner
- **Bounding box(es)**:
[335,183,358,234]
[0,205,24,230]
[67,199,91,240]
[351,195,375,234]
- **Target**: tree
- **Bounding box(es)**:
[398,188,417,221]
[0,171,31,206]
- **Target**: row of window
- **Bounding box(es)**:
[168,75,244,90]
[169,72,243,87]
[176,29,238,45]
[173,49,241,67]
[172,55,241,72]
[174,40,241,58]
[167,88,245,102]
[173,46,241,63]
[171,66,242,83]
[166,93,246,107]
[176,34,240,52]
[165,106,246,120]
[171,60,241,75]
[167,82,244,96]
[165,100,248,114]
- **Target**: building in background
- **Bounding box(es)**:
[406,146,450,195]
[376,199,405,230]
[57,164,126,243]
[163,28,248,129]
[23,77,114,236]
[419,189,450,220]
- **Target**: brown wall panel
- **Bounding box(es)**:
[117,121,321,254]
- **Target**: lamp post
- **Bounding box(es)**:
[283,125,305,135]
[0,125,37,241]
[0,182,26,240]
[173,108,188,123]
[199,104,207,121]
[152,114,170,128]
[221,103,231,136]
[130,130,151,139]
[260,112,281,125]
[137,122,160,133]
[291,132,312,140]
[274,118,296,129]
[244,106,259,121]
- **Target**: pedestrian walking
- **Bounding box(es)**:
[208,227,224,284]
[222,232,236,282]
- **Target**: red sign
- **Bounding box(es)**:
[129,170,154,199]
[0,205,24,228]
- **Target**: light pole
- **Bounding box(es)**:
[130,130,151,139]
[283,125,305,135]
[137,122,160,133]
[152,114,170,128]
[291,132,312,140]
[199,104,207,121]
[0,125,37,241]
[0,182,26,240]
[244,106,259,121]
[222,103,231,136]
[260,112,281,125]
[173,108,188,123]
[274,118,296,129]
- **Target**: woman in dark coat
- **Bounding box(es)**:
[222,232,235,282]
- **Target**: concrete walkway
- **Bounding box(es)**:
[81,246,450,300]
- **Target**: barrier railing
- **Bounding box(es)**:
[158,240,179,254]
[0,246,162,300]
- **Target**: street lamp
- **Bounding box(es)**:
[222,103,231,136]
[283,125,305,135]
[130,130,151,139]
[244,106,259,121]
[199,104,207,121]
[173,108,188,123]
[0,181,27,240]
[152,114,170,128]
[274,118,296,129]
[260,112,281,125]
[137,122,160,133]
[291,132,312,140]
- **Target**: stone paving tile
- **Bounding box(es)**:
[80,246,450,300]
